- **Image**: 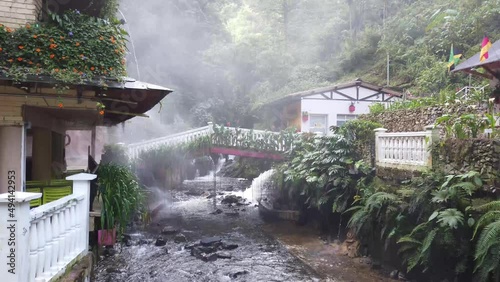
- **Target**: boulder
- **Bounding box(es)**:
[222,243,239,250]
[200,237,222,246]
[202,253,218,262]
[221,195,241,204]
[155,237,167,247]
[216,252,232,259]
[174,234,187,243]
[161,226,178,235]
[230,270,249,279]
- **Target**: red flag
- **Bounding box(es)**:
[480,36,492,62]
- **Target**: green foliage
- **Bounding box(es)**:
[212,124,297,152]
[435,113,491,139]
[98,163,144,239]
[368,103,385,114]
[472,201,500,281]
[0,10,127,85]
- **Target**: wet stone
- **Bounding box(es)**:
[200,236,222,246]
[225,211,239,217]
[201,253,218,262]
[198,246,217,253]
[138,239,149,245]
[216,252,232,259]
[184,243,200,250]
[161,226,178,235]
[174,233,187,243]
[222,243,239,250]
[221,195,241,204]
[230,270,249,279]
[190,247,203,259]
[155,237,167,247]
[210,209,223,215]
[106,267,122,273]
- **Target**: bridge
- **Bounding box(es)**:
[127,122,297,160]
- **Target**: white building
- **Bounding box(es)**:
[266,79,403,135]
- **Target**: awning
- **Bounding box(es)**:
[452,39,500,80]
[0,74,173,126]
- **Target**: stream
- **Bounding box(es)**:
[94,172,326,282]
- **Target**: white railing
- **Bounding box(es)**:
[0,173,95,282]
[455,84,488,100]
[214,127,288,152]
[127,124,212,159]
[374,126,438,170]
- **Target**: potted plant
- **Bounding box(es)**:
[97,160,144,246]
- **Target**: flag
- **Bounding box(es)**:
[447,44,462,72]
[480,36,492,62]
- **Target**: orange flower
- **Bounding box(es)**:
[0,48,2,52]
[18,45,24,49]
[35,48,41,53]
[73,68,78,73]
[79,71,83,75]
[75,42,80,47]
[115,49,119,54]
[50,38,54,42]
[49,43,57,49]
[50,54,55,59]
[80,54,84,58]
[7,59,13,63]
[99,36,104,40]
[54,68,59,73]
[58,102,63,109]
[6,27,12,33]
[109,67,113,71]
[90,66,95,71]
[28,61,33,65]
[60,36,65,40]
[61,56,66,60]
[25,24,31,29]
[99,110,105,116]
[17,57,23,62]
[36,63,41,67]
[33,35,38,39]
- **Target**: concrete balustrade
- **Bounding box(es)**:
[374,125,438,170]
[0,173,95,282]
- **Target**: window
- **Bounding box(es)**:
[337,114,357,126]
[309,114,328,135]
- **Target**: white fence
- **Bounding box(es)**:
[127,124,212,159]
[374,126,437,170]
[0,173,95,282]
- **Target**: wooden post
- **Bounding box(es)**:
[0,192,42,282]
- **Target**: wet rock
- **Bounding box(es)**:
[201,253,218,262]
[222,243,239,250]
[390,270,399,279]
[206,193,216,199]
[184,243,200,250]
[121,233,132,244]
[398,272,407,281]
[216,252,232,259]
[185,189,204,196]
[221,195,241,204]
[225,185,234,191]
[164,247,169,254]
[103,247,117,256]
[155,237,167,247]
[161,226,178,235]
[138,238,149,245]
[174,233,187,243]
[230,270,249,279]
[225,211,239,217]
[198,246,217,253]
[210,209,223,215]
[106,267,122,273]
[200,236,222,246]
[190,247,203,259]
[241,208,246,212]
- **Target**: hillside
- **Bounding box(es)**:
[121,0,500,127]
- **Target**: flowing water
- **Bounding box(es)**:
[94,172,326,282]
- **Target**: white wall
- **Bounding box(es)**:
[300,86,395,135]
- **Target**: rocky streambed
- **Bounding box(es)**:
[94,176,323,282]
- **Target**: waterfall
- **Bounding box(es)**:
[243,169,275,203]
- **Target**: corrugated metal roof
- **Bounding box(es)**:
[453,39,500,72]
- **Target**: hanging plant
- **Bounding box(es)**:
[96,102,106,115]
[57,96,63,108]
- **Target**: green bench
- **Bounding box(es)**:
[26,180,73,208]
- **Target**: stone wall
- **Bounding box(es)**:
[434,139,500,178]
[0,0,42,28]
[360,103,488,132]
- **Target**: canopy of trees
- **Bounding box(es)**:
[120,0,500,129]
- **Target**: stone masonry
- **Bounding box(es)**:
[0,0,42,28]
